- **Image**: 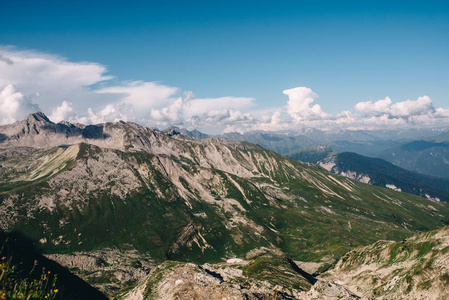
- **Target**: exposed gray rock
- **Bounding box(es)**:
[47,248,155,295]
[323,225,449,299]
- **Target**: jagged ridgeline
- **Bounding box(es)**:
[1,112,449,266]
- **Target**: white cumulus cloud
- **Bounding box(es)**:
[389,96,434,117]
[284,87,331,121]
[79,104,135,125]
[49,101,77,123]
[149,92,256,130]
[150,97,184,124]
[355,96,435,118]
[355,97,393,116]
[0,84,40,125]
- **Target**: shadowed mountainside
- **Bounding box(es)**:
[0,231,108,299]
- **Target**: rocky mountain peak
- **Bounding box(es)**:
[0,113,197,151]
[24,111,53,124]
[164,128,181,136]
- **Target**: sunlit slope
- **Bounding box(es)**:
[324,225,449,299]
[1,117,449,265]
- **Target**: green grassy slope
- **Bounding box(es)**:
[1,136,449,267]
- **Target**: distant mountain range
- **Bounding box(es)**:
[2,112,449,298]
[377,137,449,179]
[180,126,449,179]
[286,145,449,202]
[221,131,314,154]
[219,128,447,156]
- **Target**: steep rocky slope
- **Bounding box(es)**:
[116,255,364,300]
[2,113,449,296]
[115,256,316,300]
[128,225,449,300]
[323,225,449,299]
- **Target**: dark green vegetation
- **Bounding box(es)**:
[1,254,60,300]
[285,145,336,163]
[242,256,315,290]
[287,145,449,202]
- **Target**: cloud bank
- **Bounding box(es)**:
[355,96,435,118]
[1,46,449,133]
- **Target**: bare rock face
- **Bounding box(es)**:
[302,280,361,300]
[117,256,313,300]
[117,258,365,300]
[46,249,155,295]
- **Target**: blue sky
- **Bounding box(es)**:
[0,0,448,133]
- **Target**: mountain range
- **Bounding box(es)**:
[377,137,449,179]
[219,128,447,156]
[286,145,449,203]
[186,127,449,179]
[1,112,449,298]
